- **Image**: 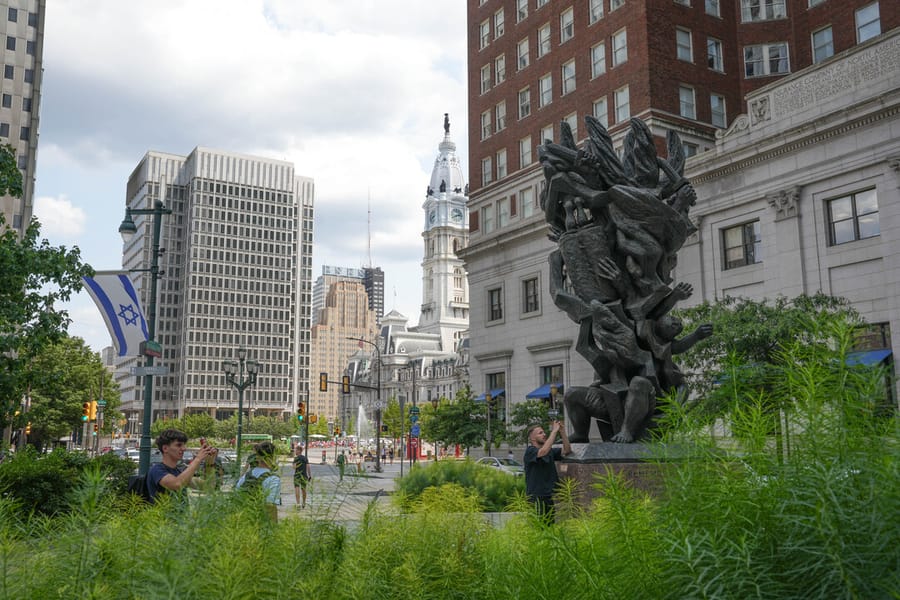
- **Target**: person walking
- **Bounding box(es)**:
[336,450,346,481]
[523,420,572,522]
[235,441,282,521]
[292,445,311,508]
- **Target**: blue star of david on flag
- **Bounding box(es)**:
[82,272,149,357]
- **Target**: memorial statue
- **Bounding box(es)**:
[540,117,713,443]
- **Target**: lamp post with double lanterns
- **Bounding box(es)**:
[348,337,382,473]
[119,198,172,476]
[223,347,259,470]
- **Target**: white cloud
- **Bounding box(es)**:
[33,194,87,238]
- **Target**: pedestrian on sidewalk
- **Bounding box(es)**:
[293,445,311,508]
[336,450,346,481]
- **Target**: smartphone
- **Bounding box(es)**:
[547,409,559,420]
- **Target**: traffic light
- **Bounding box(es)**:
[319,372,328,392]
[93,423,98,435]
[341,375,351,394]
[335,427,341,436]
[89,401,98,421]
[24,422,31,435]
[298,401,306,421]
[309,414,318,424]
[82,402,90,422]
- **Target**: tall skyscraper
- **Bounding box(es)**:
[363,266,385,324]
[0,0,44,235]
[462,1,898,415]
[311,265,366,326]
[116,148,314,425]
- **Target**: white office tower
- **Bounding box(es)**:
[118,148,314,425]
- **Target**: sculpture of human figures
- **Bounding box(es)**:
[541,117,713,443]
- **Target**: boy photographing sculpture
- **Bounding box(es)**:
[147,429,218,503]
[523,420,572,522]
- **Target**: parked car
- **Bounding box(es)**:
[126,448,140,463]
[476,456,525,476]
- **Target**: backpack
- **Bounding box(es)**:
[127,473,152,503]
[238,468,272,494]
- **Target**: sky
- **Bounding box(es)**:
[31,0,469,353]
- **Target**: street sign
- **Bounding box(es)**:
[409,406,420,415]
[410,424,420,437]
[374,400,385,409]
[410,414,418,423]
[97,399,107,407]
[130,365,169,376]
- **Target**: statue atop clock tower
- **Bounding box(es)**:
[418,114,469,351]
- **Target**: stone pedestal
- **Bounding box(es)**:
[556,442,676,504]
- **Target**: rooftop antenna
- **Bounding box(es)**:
[367,189,373,268]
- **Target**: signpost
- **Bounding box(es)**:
[130,365,169,376]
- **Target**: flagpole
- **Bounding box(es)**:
[119,195,171,476]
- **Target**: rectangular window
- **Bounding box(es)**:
[744,43,789,77]
[494,9,505,38]
[710,93,726,128]
[517,0,528,22]
[610,0,624,10]
[708,38,724,71]
[480,20,491,49]
[741,0,786,22]
[561,60,576,94]
[538,24,551,57]
[679,85,696,119]
[592,97,609,129]
[518,38,530,70]
[518,87,531,118]
[3,65,12,79]
[0,123,8,137]
[541,124,554,143]
[27,12,36,27]
[706,0,720,16]
[23,69,32,84]
[481,110,492,139]
[25,40,34,56]
[19,126,29,141]
[615,86,630,122]
[523,278,540,313]
[540,365,563,387]
[856,3,880,43]
[487,371,506,392]
[519,137,533,167]
[5,36,14,51]
[495,54,506,84]
[675,0,691,5]
[560,8,574,43]
[828,189,879,245]
[683,142,699,157]
[812,26,834,63]
[488,287,503,321]
[612,28,628,66]
[1,94,10,108]
[482,205,495,233]
[591,42,606,78]
[22,97,31,112]
[480,64,491,94]
[589,0,604,23]
[539,73,553,107]
[496,149,508,180]
[722,221,762,269]
[521,186,536,217]
[677,28,693,62]
[537,0,549,7]
[495,101,507,132]
[481,157,493,186]
[7,8,16,22]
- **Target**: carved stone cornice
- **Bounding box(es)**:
[766,186,801,221]
[888,156,900,171]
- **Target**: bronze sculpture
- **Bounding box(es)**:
[540,117,712,443]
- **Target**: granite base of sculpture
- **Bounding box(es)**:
[540,116,713,443]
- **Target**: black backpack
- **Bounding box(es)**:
[127,473,153,503]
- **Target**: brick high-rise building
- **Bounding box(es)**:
[0,0,44,235]
[462,0,898,423]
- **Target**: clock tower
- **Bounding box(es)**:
[418,114,469,351]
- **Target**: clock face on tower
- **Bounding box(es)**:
[429,210,437,225]
[451,208,463,223]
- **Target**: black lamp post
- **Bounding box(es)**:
[119,199,171,476]
[223,347,259,470]
[485,391,493,457]
[349,337,382,473]
[431,396,439,461]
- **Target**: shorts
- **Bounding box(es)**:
[293,476,309,488]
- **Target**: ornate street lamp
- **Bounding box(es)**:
[223,347,260,470]
[119,199,172,476]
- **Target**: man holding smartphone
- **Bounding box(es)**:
[148,429,217,503]
[524,419,572,522]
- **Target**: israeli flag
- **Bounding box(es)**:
[82,272,149,357]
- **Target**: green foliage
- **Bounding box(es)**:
[0,144,22,199]
[0,447,86,516]
[394,459,523,513]
[0,215,92,434]
[429,386,502,452]
[508,399,555,445]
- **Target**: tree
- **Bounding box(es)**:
[508,399,555,445]
[0,211,93,440]
[672,293,863,421]
[429,386,490,454]
[24,336,120,449]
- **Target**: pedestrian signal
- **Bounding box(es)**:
[319,372,328,392]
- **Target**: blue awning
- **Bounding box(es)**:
[474,388,505,403]
[526,383,564,399]
[846,349,892,367]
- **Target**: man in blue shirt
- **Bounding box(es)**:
[147,429,218,503]
[523,420,572,522]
